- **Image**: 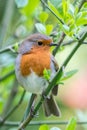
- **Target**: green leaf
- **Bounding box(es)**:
[59,46,65,51]
[39,125,49,130]
[76,18,87,26]
[63,24,69,31]
[15,0,28,8]
[66,117,77,130]
[0,98,4,112]
[39,12,48,23]
[81,2,87,11]
[68,4,75,16]
[62,0,68,18]
[43,69,51,80]
[20,0,39,16]
[35,23,46,34]
[75,12,82,21]
[14,42,19,52]
[75,9,87,26]
[48,0,63,21]
[62,24,70,34]
[61,69,78,81]
[46,24,53,35]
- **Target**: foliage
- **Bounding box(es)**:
[43,69,51,81]
[39,117,77,130]
[60,69,78,81]
[0,0,87,130]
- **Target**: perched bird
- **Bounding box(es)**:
[15,33,60,116]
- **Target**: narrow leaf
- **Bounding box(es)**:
[43,69,51,80]
[14,42,19,52]
[46,24,53,35]
[66,117,77,130]
[61,69,78,81]
[39,12,48,23]
[62,0,68,18]
[76,18,87,26]
[35,23,46,34]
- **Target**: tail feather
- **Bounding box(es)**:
[43,95,60,117]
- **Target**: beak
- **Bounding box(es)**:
[50,42,58,46]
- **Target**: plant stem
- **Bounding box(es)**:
[40,0,64,24]
[0,120,87,127]
[53,32,65,56]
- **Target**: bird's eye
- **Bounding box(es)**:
[38,41,43,46]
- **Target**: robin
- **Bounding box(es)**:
[15,33,60,116]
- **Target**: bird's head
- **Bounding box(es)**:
[18,33,57,54]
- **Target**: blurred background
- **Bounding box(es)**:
[0,0,87,130]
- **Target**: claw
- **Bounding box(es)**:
[30,106,39,117]
[42,91,50,100]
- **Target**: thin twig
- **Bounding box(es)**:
[2,78,18,116]
[0,44,19,54]
[0,70,15,81]
[53,32,66,56]
[40,0,64,24]
[0,120,87,127]
[0,39,23,54]
[0,90,26,126]
[18,32,87,130]
[63,41,87,46]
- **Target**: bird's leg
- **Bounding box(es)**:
[22,94,37,122]
[29,94,39,117]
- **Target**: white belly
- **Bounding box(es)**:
[16,69,48,94]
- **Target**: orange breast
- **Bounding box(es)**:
[20,49,51,76]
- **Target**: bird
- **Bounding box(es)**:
[15,33,60,117]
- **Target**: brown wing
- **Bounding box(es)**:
[50,55,59,96]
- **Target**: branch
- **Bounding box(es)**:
[53,32,66,56]
[2,78,18,117]
[63,41,87,46]
[18,32,87,130]
[0,39,24,54]
[0,120,87,127]
[0,44,18,54]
